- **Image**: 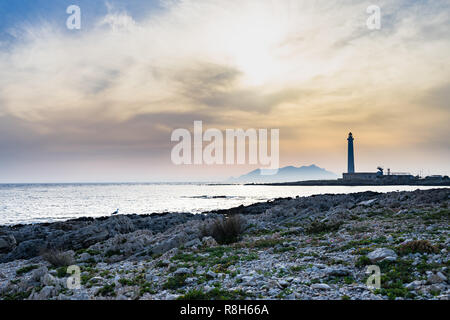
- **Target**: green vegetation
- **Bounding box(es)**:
[373,260,417,300]
[16,265,39,276]
[172,252,196,262]
[331,236,387,253]
[115,273,156,296]
[177,288,251,300]
[248,228,277,236]
[397,240,439,255]
[163,274,188,290]
[118,273,145,286]
[80,266,99,286]
[245,238,284,249]
[274,246,296,254]
[139,282,156,296]
[1,290,32,300]
[155,260,169,268]
[421,209,450,221]
[355,256,372,267]
[280,229,303,236]
[291,265,309,272]
[241,252,259,261]
[105,249,122,258]
[327,275,355,285]
[56,266,67,278]
[172,246,239,270]
[96,283,116,297]
[305,220,342,234]
[343,276,354,284]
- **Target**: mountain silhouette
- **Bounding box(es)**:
[227,164,338,183]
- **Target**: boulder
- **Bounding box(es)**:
[0,235,16,253]
[0,212,202,262]
[185,238,202,248]
[436,272,447,282]
[152,238,178,255]
[31,266,48,282]
[367,248,397,263]
[427,272,446,284]
[429,283,445,294]
[185,277,197,284]
[239,275,255,283]
[173,268,192,275]
[41,273,59,287]
[325,267,352,277]
[82,230,109,247]
[3,239,46,262]
[79,252,92,262]
[278,280,290,288]
[358,199,377,206]
[311,283,331,290]
[30,285,56,300]
[405,280,423,290]
[202,236,218,247]
[61,290,90,300]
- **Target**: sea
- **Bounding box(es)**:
[0,183,447,226]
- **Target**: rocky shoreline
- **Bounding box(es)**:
[0,188,448,300]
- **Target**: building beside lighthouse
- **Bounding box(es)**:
[341,132,415,182]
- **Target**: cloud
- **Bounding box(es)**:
[0,0,449,180]
[419,83,450,110]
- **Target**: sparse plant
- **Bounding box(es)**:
[246,238,284,249]
[56,266,68,278]
[16,265,39,276]
[177,288,250,300]
[305,220,342,234]
[163,274,188,290]
[398,240,439,255]
[105,249,122,258]
[96,283,116,297]
[355,255,372,267]
[201,215,246,245]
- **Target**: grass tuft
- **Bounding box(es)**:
[201,215,246,245]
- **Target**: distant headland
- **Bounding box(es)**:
[246,177,450,186]
[227,164,337,183]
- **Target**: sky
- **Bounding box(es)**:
[0,0,449,182]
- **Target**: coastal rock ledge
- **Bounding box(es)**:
[0,188,448,300]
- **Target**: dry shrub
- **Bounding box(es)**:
[41,249,74,267]
[201,215,246,245]
[305,220,342,234]
[398,240,439,255]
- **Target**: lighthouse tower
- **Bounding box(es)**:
[347,132,355,173]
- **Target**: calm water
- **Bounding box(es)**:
[0,184,447,225]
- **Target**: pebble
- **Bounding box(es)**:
[173,268,192,275]
[311,284,331,290]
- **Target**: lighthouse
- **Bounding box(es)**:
[342,132,416,183]
[347,132,355,173]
